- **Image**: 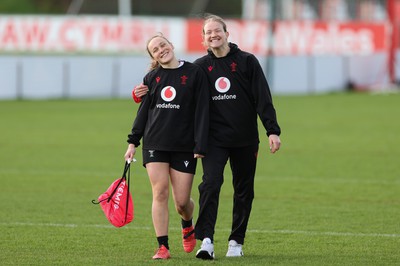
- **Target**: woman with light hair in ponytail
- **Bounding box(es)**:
[193,14,281,260]
[124,33,209,260]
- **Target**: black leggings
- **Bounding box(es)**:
[195,144,258,245]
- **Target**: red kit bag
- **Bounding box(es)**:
[92,161,134,227]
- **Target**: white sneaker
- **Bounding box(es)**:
[196,238,215,260]
[226,240,244,257]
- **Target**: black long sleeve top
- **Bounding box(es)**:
[127,61,209,155]
[194,43,281,147]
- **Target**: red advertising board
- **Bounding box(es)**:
[0,16,184,53]
[0,16,391,56]
[272,21,389,55]
[186,19,204,53]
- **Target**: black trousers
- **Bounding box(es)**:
[195,144,258,245]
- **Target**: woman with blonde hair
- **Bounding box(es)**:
[124,33,209,260]
[193,14,281,260]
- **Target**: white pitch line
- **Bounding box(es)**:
[246,229,400,238]
[1,222,399,238]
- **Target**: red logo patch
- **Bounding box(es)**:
[230,62,237,72]
[181,75,188,85]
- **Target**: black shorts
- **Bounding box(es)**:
[142,149,197,174]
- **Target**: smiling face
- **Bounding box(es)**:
[147,36,175,66]
[202,20,229,50]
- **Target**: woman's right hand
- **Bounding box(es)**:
[124,144,136,162]
[133,83,149,98]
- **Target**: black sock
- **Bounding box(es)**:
[157,235,169,249]
[181,218,193,229]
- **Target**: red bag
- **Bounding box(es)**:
[92,161,134,227]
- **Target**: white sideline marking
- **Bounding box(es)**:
[246,229,400,238]
[1,222,399,238]
[258,175,400,185]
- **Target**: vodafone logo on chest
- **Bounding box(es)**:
[157,86,180,109]
[161,86,176,102]
[215,77,231,93]
[212,77,237,101]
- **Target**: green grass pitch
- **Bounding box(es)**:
[0,92,399,265]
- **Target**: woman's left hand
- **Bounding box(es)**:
[268,134,281,154]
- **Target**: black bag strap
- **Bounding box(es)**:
[92,161,131,205]
[123,161,131,223]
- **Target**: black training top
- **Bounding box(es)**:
[194,43,281,147]
[127,61,209,155]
